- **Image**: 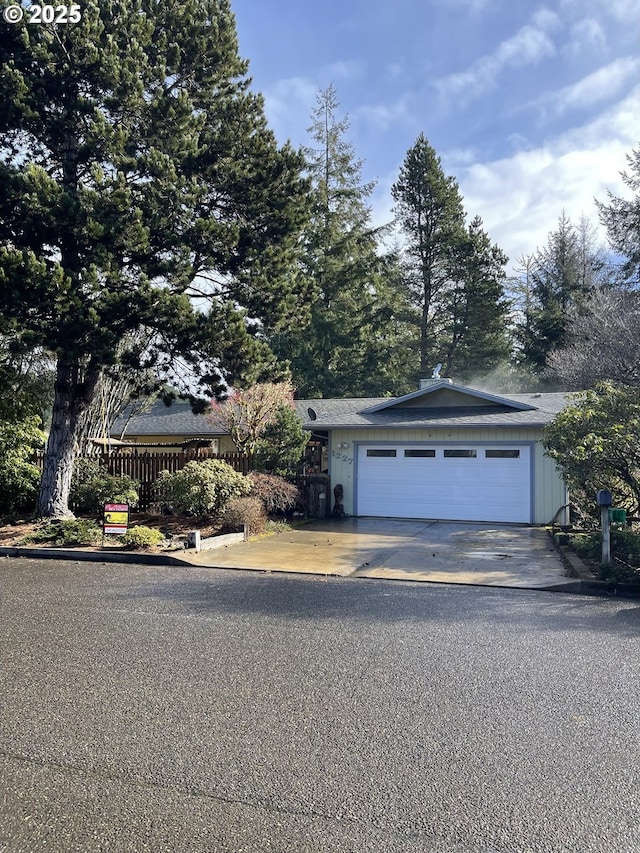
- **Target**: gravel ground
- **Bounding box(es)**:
[1,558,640,852]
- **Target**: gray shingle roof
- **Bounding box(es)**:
[294,391,570,429]
[111,388,572,437]
[111,401,225,437]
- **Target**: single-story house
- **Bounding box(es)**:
[110,378,571,525]
[109,404,238,454]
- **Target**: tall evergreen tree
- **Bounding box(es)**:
[0,335,53,423]
[269,85,415,398]
[517,211,602,372]
[356,248,420,396]
[0,0,311,517]
[596,144,640,286]
[441,216,511,380]
[391,134,467,375]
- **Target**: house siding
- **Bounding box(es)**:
[328,427,567,524]
[115,434,237,454]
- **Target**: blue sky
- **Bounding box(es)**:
[232,0,639,271]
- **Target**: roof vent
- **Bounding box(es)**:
[307,407,317,421]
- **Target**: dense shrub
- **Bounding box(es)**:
[70,458,139,514]
[120,526,165,549]
[254,404,309,475]
[154,459,250,517]
[21,518,102,546]
[543,384,640,521]
[220,496,266,535]
[0,416,46,514]
[247,472,301,515]
[567,529,640,583]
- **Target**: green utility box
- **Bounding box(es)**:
[609,508,627,524]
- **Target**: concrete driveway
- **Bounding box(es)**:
[187,518,572,590]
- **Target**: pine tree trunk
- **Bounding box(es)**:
[36,359,100,518]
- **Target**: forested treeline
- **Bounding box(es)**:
[269,85,638,398]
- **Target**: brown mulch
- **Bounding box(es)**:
[0,513,223,549]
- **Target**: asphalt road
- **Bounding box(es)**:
[1,558,639,853]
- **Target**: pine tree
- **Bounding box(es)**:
[517,211,600,372]
[391,134,467,375]
[441,216,511,380]
[270,85,415,398]
[0,0,311,516]
[596,145,640,286]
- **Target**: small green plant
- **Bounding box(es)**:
[21,518,102,546]
[264,519,292,535]
[567,532,599,560]
[598,561,640,584]
[70,458,139,514]
[120,526,165,549]
[220,496,266,535]
[154,459,250,517]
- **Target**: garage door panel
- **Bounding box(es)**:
[357,445,530,523]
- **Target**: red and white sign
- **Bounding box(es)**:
[103,503,129,535]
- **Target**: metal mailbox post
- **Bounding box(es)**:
[596,489,612,566]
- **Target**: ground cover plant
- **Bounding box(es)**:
[20,519,102,546]
[563,528,640,583]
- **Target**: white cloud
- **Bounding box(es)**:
[533,57,640,120]
[560,0,640,23]
[564,18,607,55]
[434,12,559,102]
[354,93,416,134]
[261,76,317,145]
[386,62,405,81]
[457,86,639,267]
[323,60,366,82]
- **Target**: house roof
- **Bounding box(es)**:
[294,389,570,430]
[111,387,572,437]
[362,381,538,413]
[111,401,227,437]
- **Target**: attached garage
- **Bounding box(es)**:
[356,443,531,523]
[296,379,571,526]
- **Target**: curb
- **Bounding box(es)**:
[0,546,191,567]
[3,545,640,599]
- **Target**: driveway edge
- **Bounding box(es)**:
[2,544,640,598]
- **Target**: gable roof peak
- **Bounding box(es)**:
[362,381,538,414]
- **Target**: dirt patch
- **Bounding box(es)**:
[0,513,224,549]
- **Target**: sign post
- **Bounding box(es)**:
[103,503,129,540]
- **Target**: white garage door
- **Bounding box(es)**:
[356,444,531,523]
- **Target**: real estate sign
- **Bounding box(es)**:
[103,503,129,535]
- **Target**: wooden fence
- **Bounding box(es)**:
[35,449,253,511]
[34,450,331,517]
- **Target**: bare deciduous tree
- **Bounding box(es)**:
[207,382,295,455]
[546,289,640,389]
